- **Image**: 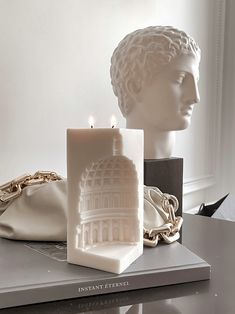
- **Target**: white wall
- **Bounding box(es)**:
[0,0,224,211]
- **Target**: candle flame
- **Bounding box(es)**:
[111,115,117,128]
[88,116,95,128]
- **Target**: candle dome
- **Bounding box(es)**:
[76,154,140,249]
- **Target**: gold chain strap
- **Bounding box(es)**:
[0,171,63,204]
[143,187,183,247]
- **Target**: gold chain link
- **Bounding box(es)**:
[0,171,63,204]
[143,190,183,247]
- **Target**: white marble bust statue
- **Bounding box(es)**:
[110,26,201,159]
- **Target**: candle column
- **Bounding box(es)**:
[67,128,143,274]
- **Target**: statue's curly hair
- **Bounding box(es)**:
[110,26,201,117]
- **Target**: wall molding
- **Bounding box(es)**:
[184,0,226,201]
[210,0,226,185]
[183,175,216,195]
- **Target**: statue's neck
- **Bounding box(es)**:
[126,119,175,159]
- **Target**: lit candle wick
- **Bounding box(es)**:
[110,115,117,128]
[89,116,95,128]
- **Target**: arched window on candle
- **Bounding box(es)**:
[89,116,95,128]
[111,115,117,128]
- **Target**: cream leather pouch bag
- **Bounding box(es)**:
[0,172,182,245]
[0,173,67,241]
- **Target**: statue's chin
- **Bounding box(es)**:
[170,118,192,131]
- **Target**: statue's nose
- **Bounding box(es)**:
[183,77,200,105]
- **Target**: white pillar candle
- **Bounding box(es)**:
[67,128,143,274]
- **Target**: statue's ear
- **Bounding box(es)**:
[126,80,141,97]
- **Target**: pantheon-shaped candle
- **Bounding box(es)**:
[67,127,143,274]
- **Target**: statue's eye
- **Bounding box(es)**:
[175,72,186,84]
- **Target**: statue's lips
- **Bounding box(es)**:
[180,105,193,116]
